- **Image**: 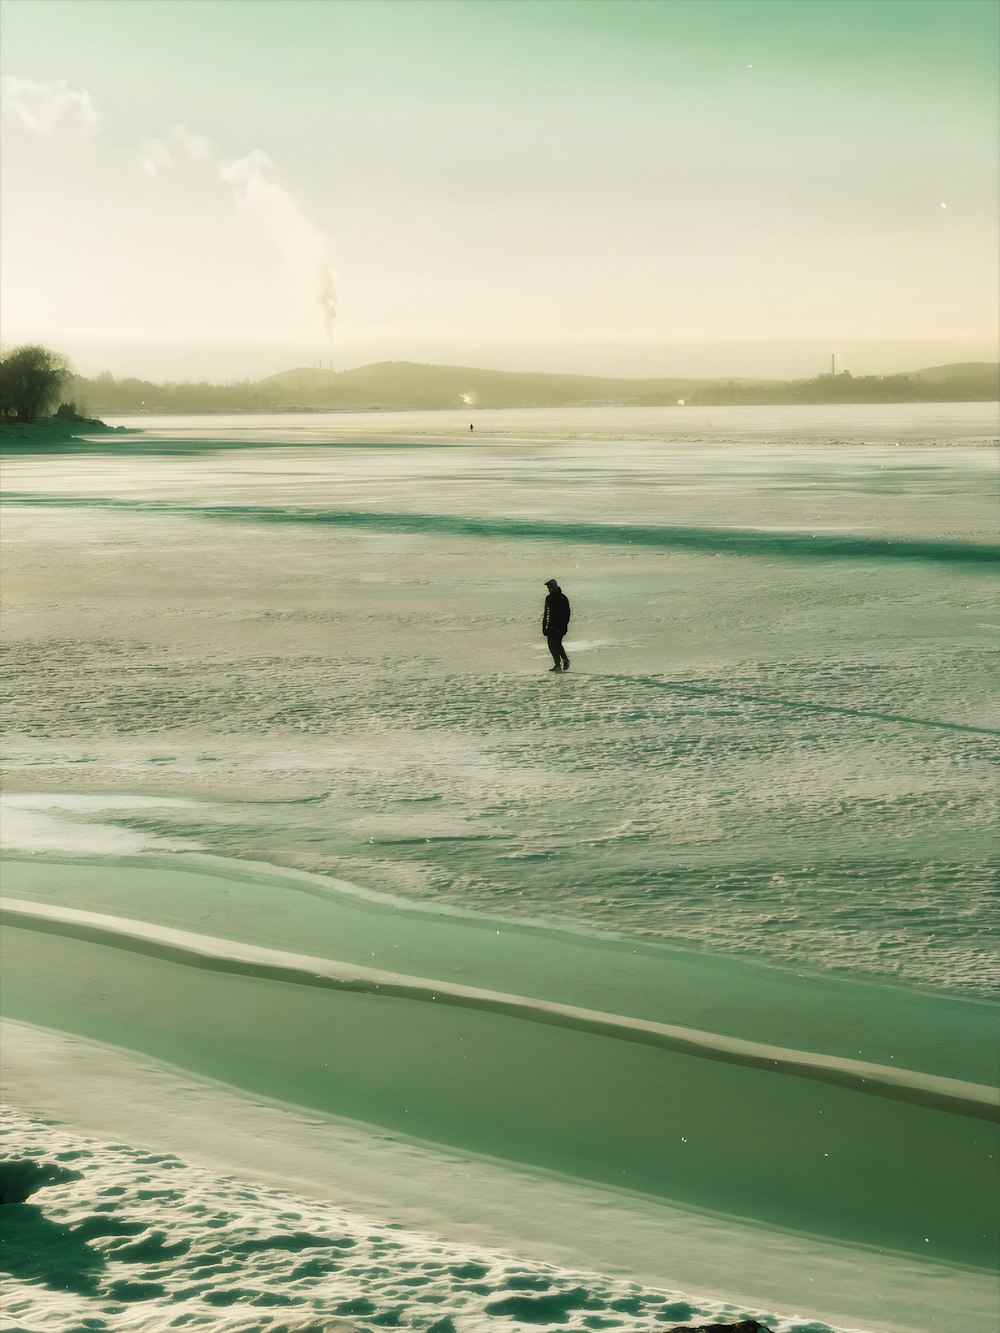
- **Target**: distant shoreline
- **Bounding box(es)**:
[97,396,1000,414]
[57,358,1000,416]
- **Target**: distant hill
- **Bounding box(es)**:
[909,363,1000,392]
[70,360,1000,414]
[257,360,716,409]
[222,358,1000,409]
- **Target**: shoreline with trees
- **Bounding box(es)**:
[63,360,1000,415]
[2,345,997,428]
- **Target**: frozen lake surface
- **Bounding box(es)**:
[2,403,998,1333]
[3,404,998,992]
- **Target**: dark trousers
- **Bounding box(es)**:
[547,631,568,666]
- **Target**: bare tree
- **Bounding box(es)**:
[0,345,72,422]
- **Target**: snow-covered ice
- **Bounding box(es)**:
[1,404,997,1332]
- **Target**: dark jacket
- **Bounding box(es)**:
[543,589,571,635]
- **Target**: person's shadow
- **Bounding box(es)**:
[0,1159,106,1297]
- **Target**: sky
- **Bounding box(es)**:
[1,0,997,382]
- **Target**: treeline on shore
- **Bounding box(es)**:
[67,370,280,414]
[687,369,998,406]
[4,343,998,423]
[69,363,1000,414]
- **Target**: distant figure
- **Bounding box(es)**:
[542,579,571,672]
[469,423,474,432]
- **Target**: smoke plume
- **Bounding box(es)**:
[221,150,337,345]
[141,126,337,345]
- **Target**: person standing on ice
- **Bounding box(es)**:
[542,579,571,672]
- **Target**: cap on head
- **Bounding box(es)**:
[545,579,558,588]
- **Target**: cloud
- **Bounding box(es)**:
[140,123,215,178]
[1,75,99,136]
